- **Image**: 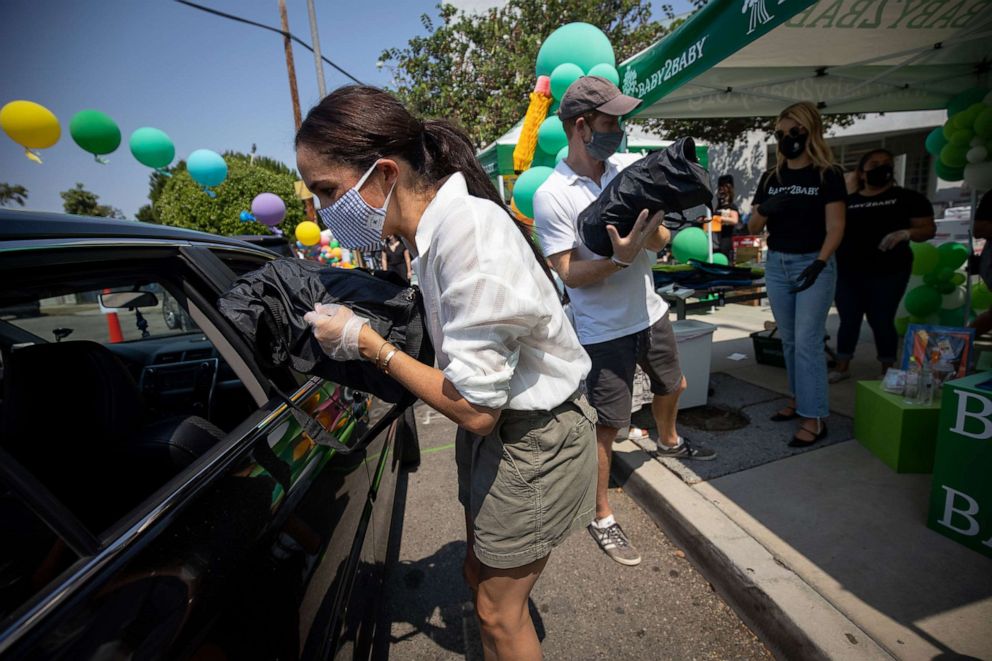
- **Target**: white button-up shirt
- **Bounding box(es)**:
[409,173,590,411]
[533,153,668,345]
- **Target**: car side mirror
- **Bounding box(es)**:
[100,291,159,309]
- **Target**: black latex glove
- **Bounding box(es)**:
[790,259,827,293]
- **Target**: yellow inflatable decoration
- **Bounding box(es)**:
[512,76,552,172]
[295,221,322,246]
[1,100,61,163]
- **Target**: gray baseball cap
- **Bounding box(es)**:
[558,75,642,120]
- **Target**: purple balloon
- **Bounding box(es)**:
[251,192,287,227]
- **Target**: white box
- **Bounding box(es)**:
[672,318,717,409]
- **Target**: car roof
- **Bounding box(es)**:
[0,209,272,253]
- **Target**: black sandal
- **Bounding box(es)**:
[789,421,828,447]
[770,406,798,422]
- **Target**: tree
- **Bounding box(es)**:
[380,1,671,149]
[382,1,858,148]
[60,183,124,218]
[154,152,305,237]
[0,183,29,207]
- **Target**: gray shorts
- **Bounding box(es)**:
[583,315,684,430]
[456,394,598,569]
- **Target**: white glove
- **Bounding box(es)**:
[878,229,911,251]
[304,303,369,362]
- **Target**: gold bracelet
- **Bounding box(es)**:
[373,340,390,366]
[381,349,398,374]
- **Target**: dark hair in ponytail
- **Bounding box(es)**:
[296,85,556,287]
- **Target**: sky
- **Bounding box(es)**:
[0,0,690,218]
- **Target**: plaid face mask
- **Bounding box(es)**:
[317,160,395,250]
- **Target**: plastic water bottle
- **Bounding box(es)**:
[916,358,934,406]
[904,357,920,404]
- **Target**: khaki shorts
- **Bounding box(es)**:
[456,394,598,569]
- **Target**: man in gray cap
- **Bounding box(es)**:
[534,76,716,567]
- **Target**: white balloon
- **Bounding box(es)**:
[965,160,992,190]
[967,146,989,163]
[942,286,967,309]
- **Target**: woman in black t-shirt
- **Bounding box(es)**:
[380,234,412,283]
[750,101,846,447]
[831,149,935,382]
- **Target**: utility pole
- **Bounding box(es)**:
[279,0,316,221]
[306,0,327,99]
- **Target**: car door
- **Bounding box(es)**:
[0,240,395,659]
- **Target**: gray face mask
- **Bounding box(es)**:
[585,130,625,161]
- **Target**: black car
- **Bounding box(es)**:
[0,211,419,659]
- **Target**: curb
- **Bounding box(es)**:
[612,440,894,661]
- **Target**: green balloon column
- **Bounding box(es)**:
[509,23,621,225]
[926,87,992,188]
[894,241,973,333]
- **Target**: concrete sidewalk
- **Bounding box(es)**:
[615,303,992,660]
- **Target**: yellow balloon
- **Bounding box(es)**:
[295,221,322,246]
[1,101,61,161]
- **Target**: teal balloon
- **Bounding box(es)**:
[187,149,228,188]
[904,285,941,317]
[936,242,969,270]
[588,63,620,86]
[975,107,992,139]
[535,22,615,77]
[531,145,558,169]
[672,227,709,263]
[894,316,911,336]
[550,62,585,100]
[69,110,121,157]
[947,87,989,117]
[537,115,568,156]
[923,271,942,286]
[972,281,992,311]
[941,143,968,168]
[710,252,729,265]
[938,307,967,326]
[935,160,965,182]
[910,241,939,275]
[129,127,175,169]
[949,129,973,147]
[555,145,568,164]
[925,126,948,156]
[512,166,554,219]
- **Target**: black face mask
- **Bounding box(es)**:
[865,164,894,188]
[778,133,808,159]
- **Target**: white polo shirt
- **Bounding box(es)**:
[409,172,590,411]
[533,153,668,345]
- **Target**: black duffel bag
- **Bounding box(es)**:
[579,136,713,257]
[218,259,433,405]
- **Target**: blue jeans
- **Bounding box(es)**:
[764,250,837,419]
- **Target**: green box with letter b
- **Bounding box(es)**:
[928,372,992,558]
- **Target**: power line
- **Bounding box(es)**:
[173,0,363,85]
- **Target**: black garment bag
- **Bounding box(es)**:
[579,137,713,257]
[218,258,433,406]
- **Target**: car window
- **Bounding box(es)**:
[0,485,81,624]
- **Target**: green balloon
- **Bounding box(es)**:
[941,143,969,168]
[537,115,568,156]
[951,271,967,286]
[555,145,568,164]
[923,271,941,286]
[936,281,957,295]
[672,227,709,263]
[936,242,969,270]
[894,316,911,336]
[535,22,615,77]
[938,306,968,326]
[949,129,974,147]
[925,126,948,156]
[975,107,992,139]
[935,160,965,182]
[943,121,956,140]
[910,241,939,275]
[904,285,942,317]
[512,166,554,219]
[129,127,175,169]
[972,281,992,311]
[69,109,121,157]
[710,252,729,265]
[961,102,986,128]
[947,87,989,117]
[588,63,620,86]
[550,62,585,100]
[531,145,558,169]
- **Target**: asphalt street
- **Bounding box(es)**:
[378,402,771,660]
